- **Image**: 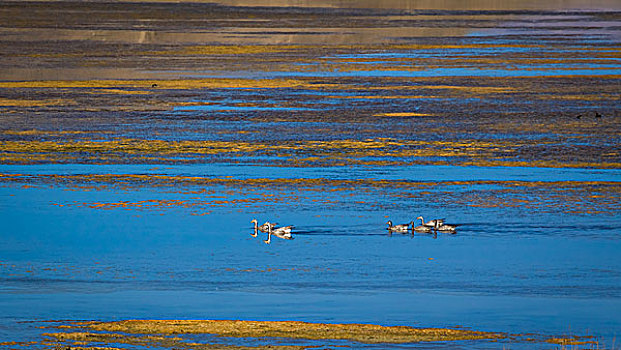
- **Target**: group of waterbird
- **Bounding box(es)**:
[387,216,458,234]
[251,219,294,244]
[251,216,458,244]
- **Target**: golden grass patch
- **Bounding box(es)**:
[0,78,335,90]
[155,45,306,56]
[2,137,616,169]
[82,319,502,343]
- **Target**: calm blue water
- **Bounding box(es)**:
[1,163,620,348]
[1,164,619,182]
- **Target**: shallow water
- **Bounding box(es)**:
[1,0,620,349]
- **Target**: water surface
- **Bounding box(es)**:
[0,0,620,349]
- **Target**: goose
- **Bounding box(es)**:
[435,223,458,233]
[387,220,411,233]
[263,225,294,244]
[261,221,277,232]
[250,219,277,237]
[412,224,433,233]
[417,216,444,228]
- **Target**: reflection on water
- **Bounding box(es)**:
[0,0,620,349]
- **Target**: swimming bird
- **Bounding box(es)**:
[417,216,444,228]
[250,219,259,237]
[261,221,277,232]
[250,219,277,237]
[387,220,411,233]
[251,219,277,232]
[412,224,433,233]
[435,222,458,233]
[263,225,294,244]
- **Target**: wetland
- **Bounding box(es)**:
[0,0,620,349]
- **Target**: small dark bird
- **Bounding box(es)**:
[576,114,582,119]
[151,83,158,88]
[595,111,602,118]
